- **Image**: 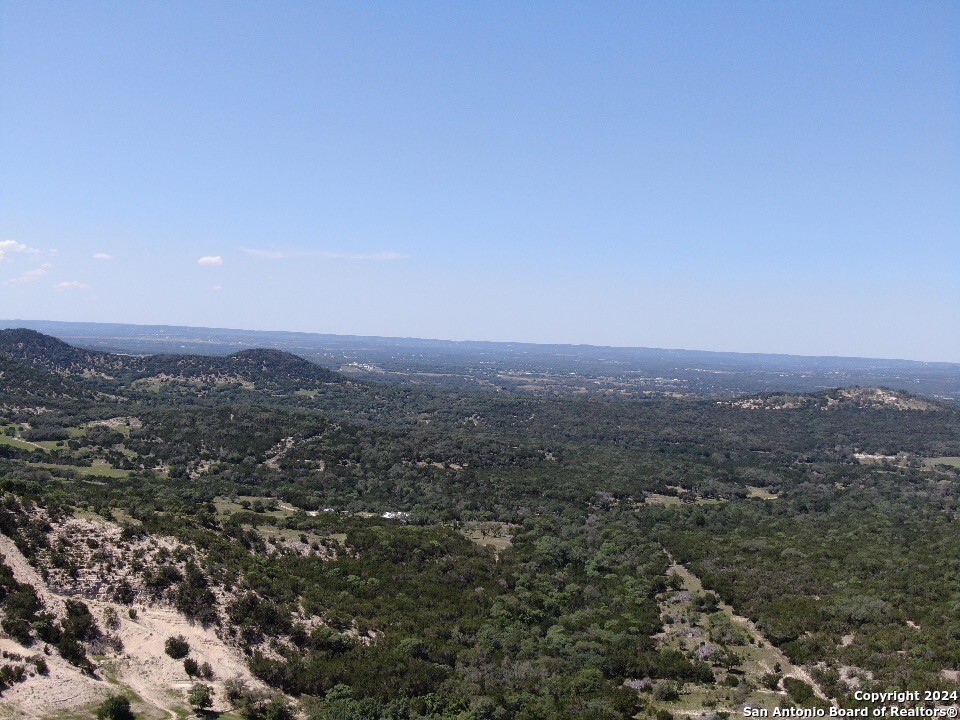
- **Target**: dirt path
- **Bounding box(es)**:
[665,553,834,705]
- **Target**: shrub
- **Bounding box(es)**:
[164,635,190,659]
[783,677,827,708]
[0,663,26,689]
[760,672,781,691]
[63,599,99,642]
[96,694,135,720]
[183,657,199,676]
[103,607,120,631]
[188,683,213,711]
[58,633,94,672]
[653,681,679,702]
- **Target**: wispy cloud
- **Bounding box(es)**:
[211,285,223,291]
[93,252,113,261]
[240,247,288,259]
[198,255,224,266]
[240,247,408,262]
[55,280,91,291]
[5,263,52,287]
[0,240,43,262]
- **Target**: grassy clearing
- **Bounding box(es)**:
[747,485,779,500]
[645,493,683,506]
[457,521,516,551]
[85,417,140,436]
[645,492,726,507]
[114,444,139,458]
[213,495,298,521]
[32,440,65,451]
[0,433,39,451]
[926,456,960,469]
[27,461,132,478]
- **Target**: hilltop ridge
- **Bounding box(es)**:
[0,327,343,390]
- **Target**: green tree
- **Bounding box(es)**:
[188,683,214,711]
[96,694,135,720]
[164,635,190,659]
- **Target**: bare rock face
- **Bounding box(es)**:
[695,642,720,660]
[624,677,653,691]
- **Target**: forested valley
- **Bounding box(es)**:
[1,328,959,720]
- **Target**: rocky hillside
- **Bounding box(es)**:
[723,386,944,412]
[0,496,281,719]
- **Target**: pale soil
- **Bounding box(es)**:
[0,527,267,719]
[100,603,261,716]
[839,665,874,691]
[0,636,107,719]
[854,453,899,464]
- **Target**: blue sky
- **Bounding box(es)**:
[1,1,957,361]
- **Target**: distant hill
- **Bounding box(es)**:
[0,327,343,390]
[0,328,108,371]
[135,347,342,387]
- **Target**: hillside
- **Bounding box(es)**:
[0,328,111,373]
[0,327,344,391]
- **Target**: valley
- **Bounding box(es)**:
[1,328,959,719]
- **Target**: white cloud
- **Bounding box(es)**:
[55,281,91,291]
[5,263,52,287]
[0,240,42,262]
[211,285,223,291]
[93,252,113,261]
[198,255,224,266]
[240,247,408,262]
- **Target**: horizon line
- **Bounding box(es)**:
[2,317,958,368]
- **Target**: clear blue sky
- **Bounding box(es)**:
[1,2,957,361]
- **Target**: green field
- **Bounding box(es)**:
[926,456,960,469]
[0,433,39,451]
[27,461,131,478]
